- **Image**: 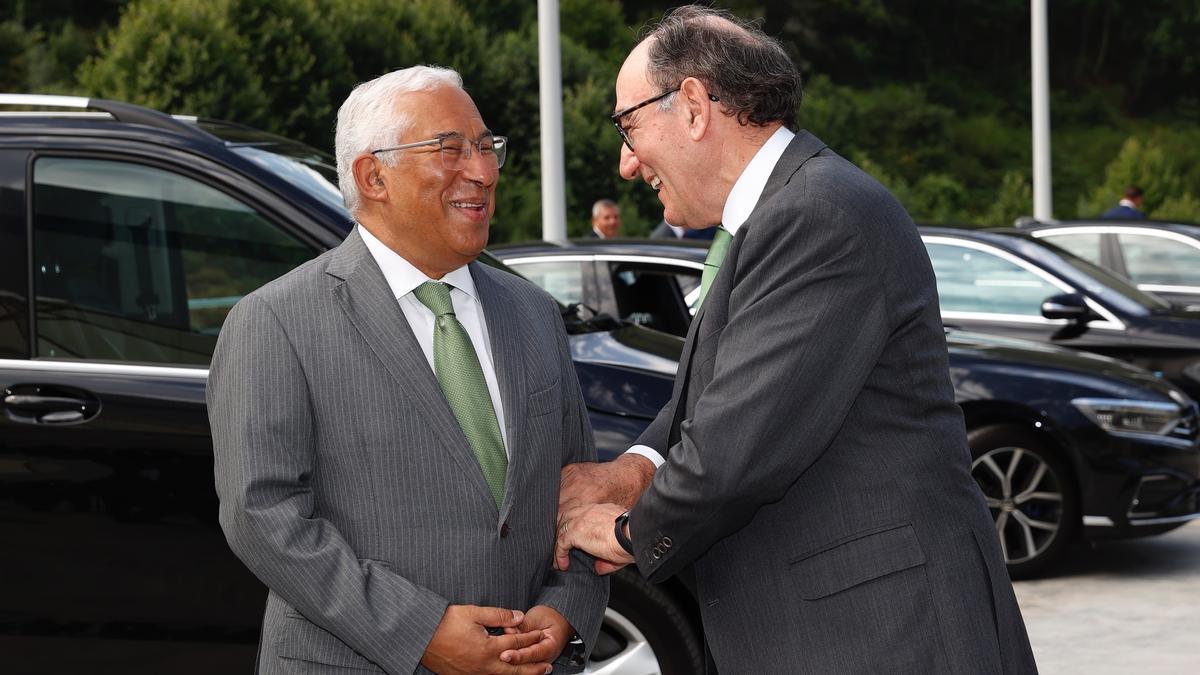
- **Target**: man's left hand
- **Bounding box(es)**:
[554,503,635,573]
[499,605,573,667]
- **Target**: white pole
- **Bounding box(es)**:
[1031,0,1053,220]
[538,0,568,242]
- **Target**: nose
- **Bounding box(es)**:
[618,143,640,181]
[461,144,498,186]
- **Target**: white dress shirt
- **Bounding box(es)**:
[627,126,796,468]
[358,224,509,456]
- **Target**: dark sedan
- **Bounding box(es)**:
[493,239,1200,578]
[1017,219,1200,311]
[919,226,1200,401]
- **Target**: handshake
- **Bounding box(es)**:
[420,456,654,675]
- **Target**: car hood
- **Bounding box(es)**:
[946,329,1184,402]
[568,325,681,419]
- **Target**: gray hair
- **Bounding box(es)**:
[642,5,801,129]
[335,65,463,213]
[592,198,619,218]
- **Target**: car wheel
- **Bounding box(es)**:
[968,424,1079,579]
[586,568,704,675]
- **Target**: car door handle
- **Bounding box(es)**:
[3,385,101,425]
[4,394,90,411]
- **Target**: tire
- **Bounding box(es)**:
[967,424,1079,580]
[585,569,705,675]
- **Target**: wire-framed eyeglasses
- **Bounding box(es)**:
[371,133,508,170]
[610,87,719,151]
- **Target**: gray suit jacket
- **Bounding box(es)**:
[629,132,1037,673]
[209,229,607,674]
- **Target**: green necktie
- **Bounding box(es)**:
[412,281,507,508]
[697,226,733,308]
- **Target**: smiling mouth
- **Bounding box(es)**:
[450,200,487,210]
[649,176,661,190]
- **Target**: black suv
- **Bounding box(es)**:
[0,96,697,674]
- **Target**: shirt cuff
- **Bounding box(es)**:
[625,444,665,468]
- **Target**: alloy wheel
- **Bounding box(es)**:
[971,446,1065,564]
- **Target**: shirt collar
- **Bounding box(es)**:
[721,126,795,236]
[357,223,478,301]
[1119,199,1138,209]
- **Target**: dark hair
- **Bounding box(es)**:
[641,5,802,129]
[1124,185,1143,199]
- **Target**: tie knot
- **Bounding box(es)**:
[705,226,733,267]
[413,281,455,317]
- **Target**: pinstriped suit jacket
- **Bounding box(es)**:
[208,229,607,674]
[628,132,1036,673]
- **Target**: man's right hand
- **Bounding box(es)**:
[420,605,552,675]
[559,454,656,514]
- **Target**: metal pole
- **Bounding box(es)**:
[1031,0,1053,220]
[538,0,568,242]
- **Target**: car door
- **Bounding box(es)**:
[923,235,1131,345]
[0,152,319,671]
[1113,231,1200,311]
[597,257,701,337]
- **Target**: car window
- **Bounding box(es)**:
[1118,233,1200,287]
[608,262,698,336]
[506,260,585,305]
[1037,232,1102,266]
[926,242,1061,316]
[32,157,316,365]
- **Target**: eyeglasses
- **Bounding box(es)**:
[610,87,720,151]
[371,133,508,170]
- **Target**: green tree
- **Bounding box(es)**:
[1081,131,1200,221]
[79,0,350,146]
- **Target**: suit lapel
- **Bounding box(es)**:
[670,132,830,431]
[470,264,534,521]
[327,229,496,507]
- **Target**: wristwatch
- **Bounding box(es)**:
[614,510,634,556]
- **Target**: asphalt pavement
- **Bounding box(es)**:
[1012,520,1200,674]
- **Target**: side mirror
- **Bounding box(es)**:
[1041,292,1092,321]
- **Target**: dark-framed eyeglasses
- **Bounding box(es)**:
[371,133,508,170]
[610,87,720,151]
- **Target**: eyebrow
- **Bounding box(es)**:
[433,129,495,140]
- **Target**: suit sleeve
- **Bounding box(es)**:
[209,294,448,674]
[533,297,609,670]
[630,196,891,582]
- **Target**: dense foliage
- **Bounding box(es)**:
[2,0,1197,239]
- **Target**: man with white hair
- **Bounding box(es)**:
[588,199,621,238]
[209,65,606,674]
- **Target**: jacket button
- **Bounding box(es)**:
[651,547,663,560]
[662,536,673,549]
[500,522,510,538]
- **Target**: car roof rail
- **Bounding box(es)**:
[0,94,213,142]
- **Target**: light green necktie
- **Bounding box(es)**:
[412,281,507,508]
[697,226,733,308]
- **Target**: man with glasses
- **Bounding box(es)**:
[210,66,605,675]
[554,6,1036,673]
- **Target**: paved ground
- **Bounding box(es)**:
[1012,520,1200,674]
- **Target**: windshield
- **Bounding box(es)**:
[197,120,347,213]
[1002,234,1173,314]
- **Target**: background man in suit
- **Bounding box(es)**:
[650,219,716,240]
[554,7,1037,673]
[1102,184,1147,219]
[588,199,622,238]
[209,66,606,674]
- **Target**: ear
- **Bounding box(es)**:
[352,154,388,204]
[679,76,713,141]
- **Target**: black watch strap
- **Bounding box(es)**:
[614,511,634,556]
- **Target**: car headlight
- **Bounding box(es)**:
[1072,398,1182,437]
